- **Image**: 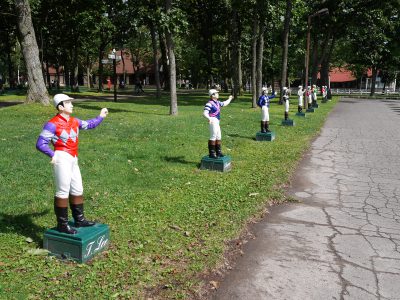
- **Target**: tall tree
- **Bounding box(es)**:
[279,0,292,103]
[164,0,178,115]
[251,17,259,107]
[149,22,162,98]
[256,21,264,99]
[15,0,50,104]
[231,6,241,98]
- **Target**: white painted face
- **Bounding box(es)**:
[60,100,73,114]
[212,92,219,100]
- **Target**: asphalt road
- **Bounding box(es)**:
[213,98,400,300]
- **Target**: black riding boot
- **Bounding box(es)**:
[208,140,217,158]
[265,121,271,133]
[261,121,266,133]
[70,204,96,227]
[284,112,288,120]
[70,195,95,227]
[215,140,224,157]
[54,198,77,234]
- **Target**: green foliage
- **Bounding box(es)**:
[340,0,400,70]
[159,6,188,35]
[0,90,337,298]
[1,0,399,103]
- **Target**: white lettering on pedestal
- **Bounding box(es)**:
[94,235,108,251]
[84,234,109,258]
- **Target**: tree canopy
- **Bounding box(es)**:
[1,0,399,105]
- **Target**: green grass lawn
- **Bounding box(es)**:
[0,91,337,299]
[0,94,26,102]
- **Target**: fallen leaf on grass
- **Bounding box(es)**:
[210,281,219,289]
[248,192,259,197]
[25,237,33,243]
[169,225,182,231]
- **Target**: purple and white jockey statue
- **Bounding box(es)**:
[257,87,276,133]
[203,89,233,158]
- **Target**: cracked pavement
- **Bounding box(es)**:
[213,98,400,300]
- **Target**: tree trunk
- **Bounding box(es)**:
[5,35,14,87]
[15,0,50,104]
[320,37,335,87]
[280,0,292,103]
[237,13,243,96]
[251,19,259,107]
[310,33,319,85]
[86,65,91,89]
[98,47,104,91]
[121,49,125,87]
[72,46,79,92]
[269,21,276,93]
[370,66,377,96]
[238,37,243,95]
[310,26,332,87]
[207,34,214,88]
[73,66,79,92]
[45,61,51,89]
[150,22,162,98]
[320,61,329,87]
[159,31,170,90]
[55,65,60,89]
[256,24,265,98]
[165,0,178,115]
[231,10,240,98]
[86,52,91,89]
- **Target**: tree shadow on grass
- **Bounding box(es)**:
[227,133,255,141]
[73,91,248,107]
[0,101,23,109]
[74,103,167,116]
[0,210,49,246]
[163,156,199,166]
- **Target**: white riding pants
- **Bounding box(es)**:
[285,100,289,112]
[209,117,221,140]
[298,96,303,107]
[53,150,83,198]
[261,106,270,121]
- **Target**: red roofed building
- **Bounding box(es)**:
[319,68,380,89]
[43,49,157,88]
[329,68,356,83]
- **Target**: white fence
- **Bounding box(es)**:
[330,88,400,95]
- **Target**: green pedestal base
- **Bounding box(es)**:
[312,103,319,108]
[306,107,315,113]
[44,222,110,263]
[295,112,306,117]
[200,155,232,172]
[256,131,275,141]
[281,119,295,126]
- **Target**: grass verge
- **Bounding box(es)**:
[0,91,337,299]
